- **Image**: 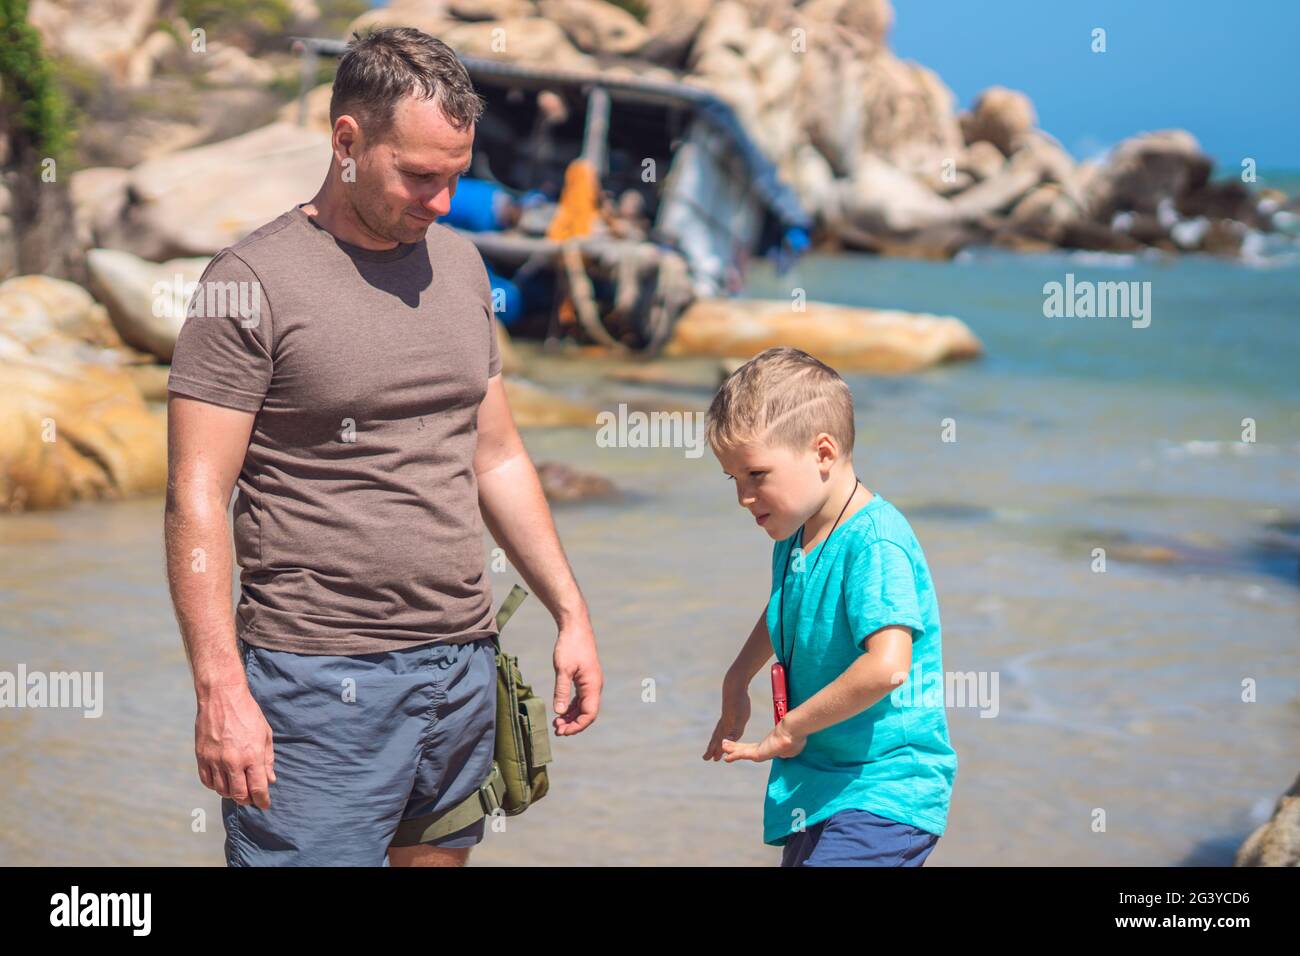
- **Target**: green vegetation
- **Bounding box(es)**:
[318,0,368,37]
[605,0,650,23]
[178,0,296,50]
[0,0,72,170]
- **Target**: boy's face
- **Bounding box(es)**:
[715,438,829,542]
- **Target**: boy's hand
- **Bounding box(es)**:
[702,681,752,761]
[719,718,806,763]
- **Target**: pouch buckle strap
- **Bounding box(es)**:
[493,584,529,637]
[390,761,504,847]
[478,761,504,816]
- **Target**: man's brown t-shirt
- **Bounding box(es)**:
[168,205,502,655]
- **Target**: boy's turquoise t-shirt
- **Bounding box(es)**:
[763,491,956,845]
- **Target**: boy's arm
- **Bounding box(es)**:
[723,608,775,691]
[721,625,913,762]
[780,626,913,740]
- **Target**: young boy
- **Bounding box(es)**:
[701,346,957,866]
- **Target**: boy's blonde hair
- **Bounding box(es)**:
[705,347,855,456]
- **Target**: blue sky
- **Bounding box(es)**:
[890,0,1299,169]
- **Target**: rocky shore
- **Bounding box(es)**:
[2,0,1294,512]
[9,0,1295,278]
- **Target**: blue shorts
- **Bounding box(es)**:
[780,808,940,867]
[223,635,497,866]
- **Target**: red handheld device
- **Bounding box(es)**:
[771,662,788,725]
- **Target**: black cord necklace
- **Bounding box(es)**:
[777,479,863,672]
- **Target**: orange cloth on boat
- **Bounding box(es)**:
[545,159,602,242]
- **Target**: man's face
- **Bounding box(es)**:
[346,95,474,243]
[715,439,827,542]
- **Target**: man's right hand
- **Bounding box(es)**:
[195,684,276,809]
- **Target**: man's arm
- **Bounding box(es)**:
[164,394,275,807]
[474,373,602,735]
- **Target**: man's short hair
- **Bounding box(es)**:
[705,347,856,456]
[330,27,486,141]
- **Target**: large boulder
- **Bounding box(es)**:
[1003,184,1080,245]
[948,144,1048,220]
[793,34,868,178]
[0,275,126,353]
[800,0,894,46]
[1235,771,1300,867]
[1178,178,1271,230]
[346,0,457,36]
[440,17,594,67]
[450,0,539,20]
[200,42,281,87]
[1015,130,1083,203]
[958,141,1006,183]
[69,167,133,252]
[538,0,648,55]
[833,153,955,234]
[0,355,167,512]
[28,0,165,85]
[1083,129,1213,221]
[124,28,182,89]
[504,377,602,427]
[86,249,213,362]
[0,183,15,281]
[861,57,964,174]
[960,86,1037,157]
[789,144,840,226]
[535,460,619,503]
[687,0,751,67]
[663,297,983,373]
[639,0,712,67]
[110,122,331,261]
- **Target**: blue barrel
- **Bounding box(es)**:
[484,263,523,328]
[446,178,511,232]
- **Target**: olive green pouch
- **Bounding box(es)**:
[491,584,552,813]
[391,584,549,846]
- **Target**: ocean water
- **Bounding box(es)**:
[1,248,1297,866]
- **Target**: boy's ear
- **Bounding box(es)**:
[814,431,839,470]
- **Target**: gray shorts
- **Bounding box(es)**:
[222,635,497,866]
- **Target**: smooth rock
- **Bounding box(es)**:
[69,167,133,252]
[0,275,124,350]
[86,249,213,362]
[441,18,595,67]
[801,0,893,45]
[1006,184,1079,244]
[28,0,165,84]
[960,86,1037,156]
[538,0,648,55]
[0,356,167,512]
[640,0,712,67]
[1084,129,1213,221]
[450,0,538,20]
[505,377,601,427]
[664,297,983,373]
[1235,771,1300,866]
[535,460,620,503]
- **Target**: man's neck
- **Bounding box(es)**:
[802,472,872,552]
[302,181,398,252]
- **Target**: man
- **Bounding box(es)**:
[164,27,602,867]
